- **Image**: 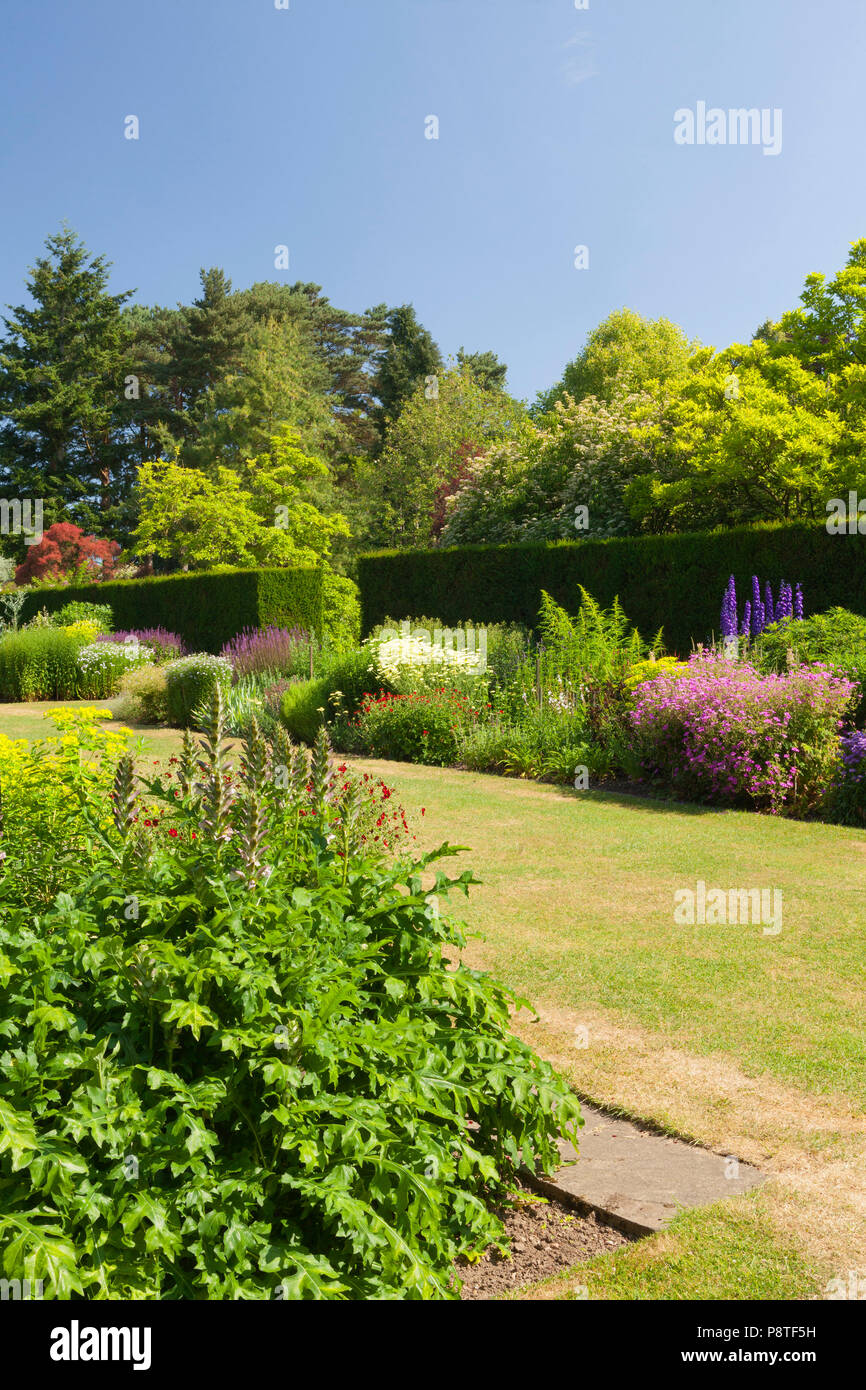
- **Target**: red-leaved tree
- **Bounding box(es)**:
[15,522,121,585]
[430,440,485,541]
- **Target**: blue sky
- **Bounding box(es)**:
[1,0,865,402]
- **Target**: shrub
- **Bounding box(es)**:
[62,619,102,643]
[280,675,333,745]
[49,601,114,632]
[623,656,691,691]
[350,688,485,765]
[0,707,582,1299]
[755,607,866,722]
[281,646,387,745]
[20,566,324,654]
[374,614,532,694]
[0,706,134,908]
[76,640,154,699]
[322,570,361,650]
[116,664,169,724]
[98,628,186,663]
[830,730,866,825]
[163,653,233,727]
[371,629,487,703]
[221,625,311,680]
[0,626,85,700]
[14,521,120,585]
[629,651,855,815]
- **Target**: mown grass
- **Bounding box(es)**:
[521,1194,826,1302]
[344,761,866,1106]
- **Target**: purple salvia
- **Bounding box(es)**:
[739,601,751,638]
[220,625,310,680]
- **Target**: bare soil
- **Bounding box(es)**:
[456,1186,632,1300]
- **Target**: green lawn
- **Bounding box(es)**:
[354,760,866,1104]
[341,756,866,1300]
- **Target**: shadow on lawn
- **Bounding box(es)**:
[547,781,722,817]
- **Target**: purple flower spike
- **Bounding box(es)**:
[794,583,804,620]
[739,601,752,638]
[751,576,763,636]
[720,575,738,639]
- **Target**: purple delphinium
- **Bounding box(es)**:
[96,628,186,660]
[720,575,737,639]
[730,576,804,639]
[221,625,311,680]
[751,576,764,636]
[794,583,804,620]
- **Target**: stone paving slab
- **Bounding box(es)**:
[530,1103,764,1236]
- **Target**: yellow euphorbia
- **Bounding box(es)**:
[0,708,139,905]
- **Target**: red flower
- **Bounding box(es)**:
[168,828,178,838]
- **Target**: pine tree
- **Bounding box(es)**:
[167,267,250,434]
[456,347,508,392]
[0,225,134,537]
[373,304,443,433]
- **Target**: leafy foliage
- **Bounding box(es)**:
[0,626,88,700]
[163,654,233,728]
[0,699,582,1299]
[14,522,120,586]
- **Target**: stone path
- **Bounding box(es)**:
[531,1102,764,1235]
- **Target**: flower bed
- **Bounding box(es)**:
[630,652,856,815]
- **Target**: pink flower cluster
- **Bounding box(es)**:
[629,651,856,814]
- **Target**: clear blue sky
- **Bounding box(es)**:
[1,0,865,402]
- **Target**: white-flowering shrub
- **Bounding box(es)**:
[76,640,153,698]
[373,633,485,683]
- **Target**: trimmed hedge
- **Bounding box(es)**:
[358,524,866,655]
[20,567,324,654]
